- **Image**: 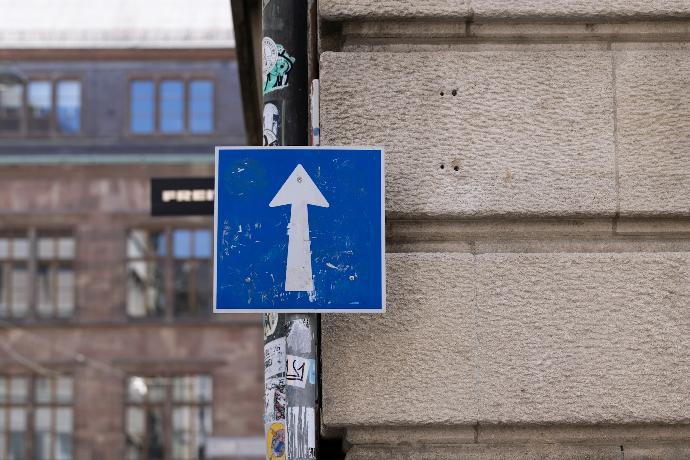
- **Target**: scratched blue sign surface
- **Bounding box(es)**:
[213,147,384,313]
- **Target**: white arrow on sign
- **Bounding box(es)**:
[269,164,329,293]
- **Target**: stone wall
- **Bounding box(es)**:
[319,2,690,458]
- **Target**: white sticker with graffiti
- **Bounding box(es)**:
[264,377,286,423]
[262,37,295,94]
[263,37,279,77]
[263,103,280,146]
[263,312,279,338]
[264,337,286,378]
[286,355,310,389]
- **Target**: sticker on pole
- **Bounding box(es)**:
[213,146,384,313]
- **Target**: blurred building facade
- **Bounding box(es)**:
[0,1,263,459]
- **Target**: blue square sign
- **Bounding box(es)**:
[214,147,385,313]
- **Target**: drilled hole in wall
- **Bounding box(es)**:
[439,91,444,96]
[453,166,459,171]
[452,89,457,96]
[440,164,445,169]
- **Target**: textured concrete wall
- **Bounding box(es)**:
[323,253,690,426]
[319,1,690,458]
[320,0,690,19]
[616,50,690,216]
[321,51,616,218]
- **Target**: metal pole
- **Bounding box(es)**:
[261,0,318,459]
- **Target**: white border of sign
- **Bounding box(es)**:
[213,146,385,313]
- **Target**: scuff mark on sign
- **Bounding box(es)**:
[325,262,351,272]
[221,219,231,258]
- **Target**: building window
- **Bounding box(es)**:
[55,81,81,134]
[130,80,155,134]
[159,80,185,134]
[188,80,213,134]
[27,81,52,135]
[0,375,74,460]
[37,234,76,318]
[0,231,75,319]
[126,230,166,318]
[126,229,211,318]
[0,79,81,136]
[0,84,24,134]
[125,375,212,460]
[128,79,214,135]
[0,235,30,319]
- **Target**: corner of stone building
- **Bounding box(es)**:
[318,0,690,458]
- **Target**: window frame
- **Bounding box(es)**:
[0,82,25,137]
[125,227,213,321]
[0,229,77,322]
[125,75,217,137]
[54,79,84,137]
[0,374,75,460]
[123,374,213,460]
[0,76,84,138]
[35,232,77,319]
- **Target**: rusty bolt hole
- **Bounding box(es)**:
[440,164,460,172]
[440,90,458,97]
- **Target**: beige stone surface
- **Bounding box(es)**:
[616,50,690,216]
[320,0,690,20]
[346,425,476,445]
[323,253,690,427]
[470,0,690,20]
[477,253,690,424]
[321,253,477,426]
[478,424,690,444]
[623,445,690,459]
[345,444,622,460]
[320,0,469,20]
[320,51,616,218]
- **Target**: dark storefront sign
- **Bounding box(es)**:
[151,177,214,216]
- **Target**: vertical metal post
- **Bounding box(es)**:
[262,0,318,459]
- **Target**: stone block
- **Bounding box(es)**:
[477,253,690,424]
[623,444,690,459]
[616,50,690,216]
[321,253,477,426]
[470,1,690,20]
[478,424,690,444]
[320,0,690,20]
[320,0,469,20]
[346,425,476,445]
[323,252,690,428]
[346,444,622,460]
[320,51,616,218]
